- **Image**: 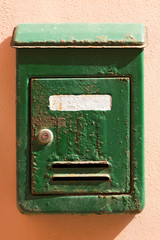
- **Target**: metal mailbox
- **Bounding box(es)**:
[11,23,146,214]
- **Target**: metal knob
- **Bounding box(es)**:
[38,129,53,144]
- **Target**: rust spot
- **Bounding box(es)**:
[58,118,65,127]
[59,39,65,43]
[97,36,106,42]
[32,116,57,128]
[125,149,130,155]
[125,33,135,41]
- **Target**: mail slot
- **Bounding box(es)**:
[11,23,146,214]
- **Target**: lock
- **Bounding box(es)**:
[38,129,53,144]
[11,23,147,214]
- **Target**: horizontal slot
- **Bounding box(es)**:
[51,174,110,181]
[51,161,110,168]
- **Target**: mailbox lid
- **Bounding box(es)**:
[11,23,146,48]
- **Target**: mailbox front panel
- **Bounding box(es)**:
[31,78,130,195]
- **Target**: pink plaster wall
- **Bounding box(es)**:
[0,0,159,239]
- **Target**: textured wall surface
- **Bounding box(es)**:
[0,0,159,239]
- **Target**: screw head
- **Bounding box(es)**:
[38,129,53,144]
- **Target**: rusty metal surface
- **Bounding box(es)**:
[31,78,130,195]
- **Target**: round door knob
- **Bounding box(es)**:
[38,129,53,144]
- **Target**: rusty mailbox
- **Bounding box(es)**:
[11,23,146,214]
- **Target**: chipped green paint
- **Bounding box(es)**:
[11,23,145,214]
[31,78,130,195]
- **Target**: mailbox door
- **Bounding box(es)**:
[31,77,130,195]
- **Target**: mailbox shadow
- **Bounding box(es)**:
[1,36,135,240]
[27,213,135,240]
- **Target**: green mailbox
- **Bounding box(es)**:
[11,23,146,214]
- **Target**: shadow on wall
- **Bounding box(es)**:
[0,37,16,184]
[0,37,135,240]
[26,214,134,240]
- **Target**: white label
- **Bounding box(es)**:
[49,95,112,111]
